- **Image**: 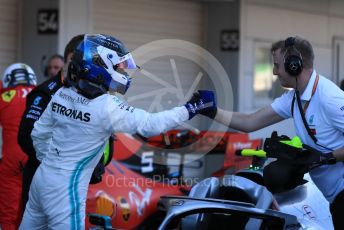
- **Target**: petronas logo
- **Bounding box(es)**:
[1,90,16,102]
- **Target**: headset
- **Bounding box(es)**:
[284,37,303,77]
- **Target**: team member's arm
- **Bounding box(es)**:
[332,147,344,162]
[215,106,283,132]
[18,91,50,159]
[215,90,294,132]
[31,100,54,162]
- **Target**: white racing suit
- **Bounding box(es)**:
[19,87,189,230]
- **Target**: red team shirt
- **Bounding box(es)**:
[0,85,34,230]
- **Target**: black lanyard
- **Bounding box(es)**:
[291,75,319,143]
[291,74,319,116]
[291,75,333,152]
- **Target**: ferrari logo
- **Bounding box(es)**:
[1,90,16,102]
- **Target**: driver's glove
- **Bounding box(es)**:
[185,90,217,120]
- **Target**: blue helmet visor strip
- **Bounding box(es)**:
[83,34,137,70]
[80,34,138,94]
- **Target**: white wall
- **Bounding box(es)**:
[204,1,240,110]
[20,0,59,83]
[0,0,20,72]
[58,0,92,55]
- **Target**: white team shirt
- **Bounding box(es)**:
[271,70,344,202]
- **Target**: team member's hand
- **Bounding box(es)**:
[185,90,217,120]
[302,144,336,165]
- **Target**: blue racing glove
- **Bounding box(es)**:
[185,90,217,120]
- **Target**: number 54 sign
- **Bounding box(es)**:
[37,9,58,34]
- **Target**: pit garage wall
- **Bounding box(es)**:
[204,0,240,111]
[91,0,205,112]
[0,0,20,74]
[239,0,344,139]
[20,0,59,83]
[59,0,205,111]
[58,0,92,54]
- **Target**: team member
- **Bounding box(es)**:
[213,36,344,229]
[18,35,85,212]
[45,54,64,78]
[0,63,37,230]
[19,34,216,229]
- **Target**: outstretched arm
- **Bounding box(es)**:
[106,91,216,137]
[108,104,189,137]
[333,148,344,162]
[215,105,283,132]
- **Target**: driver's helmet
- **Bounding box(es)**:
[2,63,37,88]
[67,34,137,99]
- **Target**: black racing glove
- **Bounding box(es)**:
[184,90,217,119]
[90,161,105,184]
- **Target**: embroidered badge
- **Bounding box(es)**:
[1,90,16,102]
[33,96,42,105]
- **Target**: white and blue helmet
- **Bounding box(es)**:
[2,63,37,88]
[68,34,137,98]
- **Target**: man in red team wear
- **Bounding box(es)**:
[0,63,37,230]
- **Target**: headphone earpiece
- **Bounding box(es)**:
[284,37,303,77]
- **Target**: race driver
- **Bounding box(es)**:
[18,34,111,217]
[0,63,37,230]
[19,34,217,229]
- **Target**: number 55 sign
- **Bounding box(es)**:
[37,9,58,34]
